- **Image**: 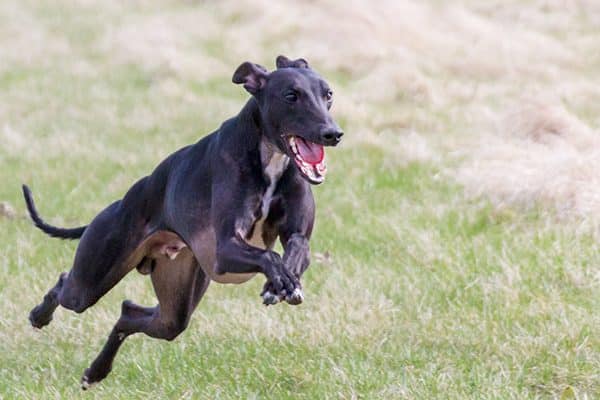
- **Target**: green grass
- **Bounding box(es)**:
[1,1,599,399]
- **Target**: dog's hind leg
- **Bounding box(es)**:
[81,249,210,389]
[28,198,152,327]
[29,272,68,329]
[28,237,140,327]
[80,301,156,389]
[29,252,136,329]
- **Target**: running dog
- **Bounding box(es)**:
[23,55,343,388]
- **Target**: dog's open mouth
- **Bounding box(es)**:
[287,136,327,184]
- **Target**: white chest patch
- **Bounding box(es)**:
[261,150,289,216]
[245,141,289,249]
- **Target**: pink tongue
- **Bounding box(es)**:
[296,137,324,164]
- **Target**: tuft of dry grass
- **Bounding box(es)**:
[456,99,600,220]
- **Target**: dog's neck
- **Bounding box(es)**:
[238,98,290,186]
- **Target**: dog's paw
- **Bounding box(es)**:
[81,374,95,391]
[285,287,304,305]
[29,305,53,329]
[81,365,111,390]
[262,278,304,306]
[262,290,280,306]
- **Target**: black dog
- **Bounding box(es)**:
[23,55,343,388]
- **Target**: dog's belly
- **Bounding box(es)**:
[212,271,257,284]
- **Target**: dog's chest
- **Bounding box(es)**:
[245,150,289,249]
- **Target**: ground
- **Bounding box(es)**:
[0,1,599,399]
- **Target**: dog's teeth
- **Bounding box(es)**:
[317,161,327,173]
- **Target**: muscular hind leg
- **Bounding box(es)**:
[81,300,156,388]
[28,255,137,329]
[82,250,210,389]
[29,272,68,329]
[28,228,178,328]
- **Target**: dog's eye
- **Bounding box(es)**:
[284,90,298,103]
[325,90,333,102]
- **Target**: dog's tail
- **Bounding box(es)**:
[22,184,87,240]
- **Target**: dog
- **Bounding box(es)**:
[23,55,343,388]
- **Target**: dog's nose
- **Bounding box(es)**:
[321,129,344,145]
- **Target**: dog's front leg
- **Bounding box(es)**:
[261,234,309,305]
[282,233,310,279]
[265,233,310,305]
[215,235,300,297]
[262,179,315,306]
[209,176,300,297]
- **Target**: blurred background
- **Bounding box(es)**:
[1,1,599,398]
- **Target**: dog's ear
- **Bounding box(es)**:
[276,55,309,69]
[232,62,269,94]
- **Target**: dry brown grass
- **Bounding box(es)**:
[5,1,599,219]
[457,98,600,219]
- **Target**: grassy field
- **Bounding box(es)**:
[1,1,599,398]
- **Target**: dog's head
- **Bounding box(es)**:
[233,55,343,185]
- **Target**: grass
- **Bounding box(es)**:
[1,1,599,399]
